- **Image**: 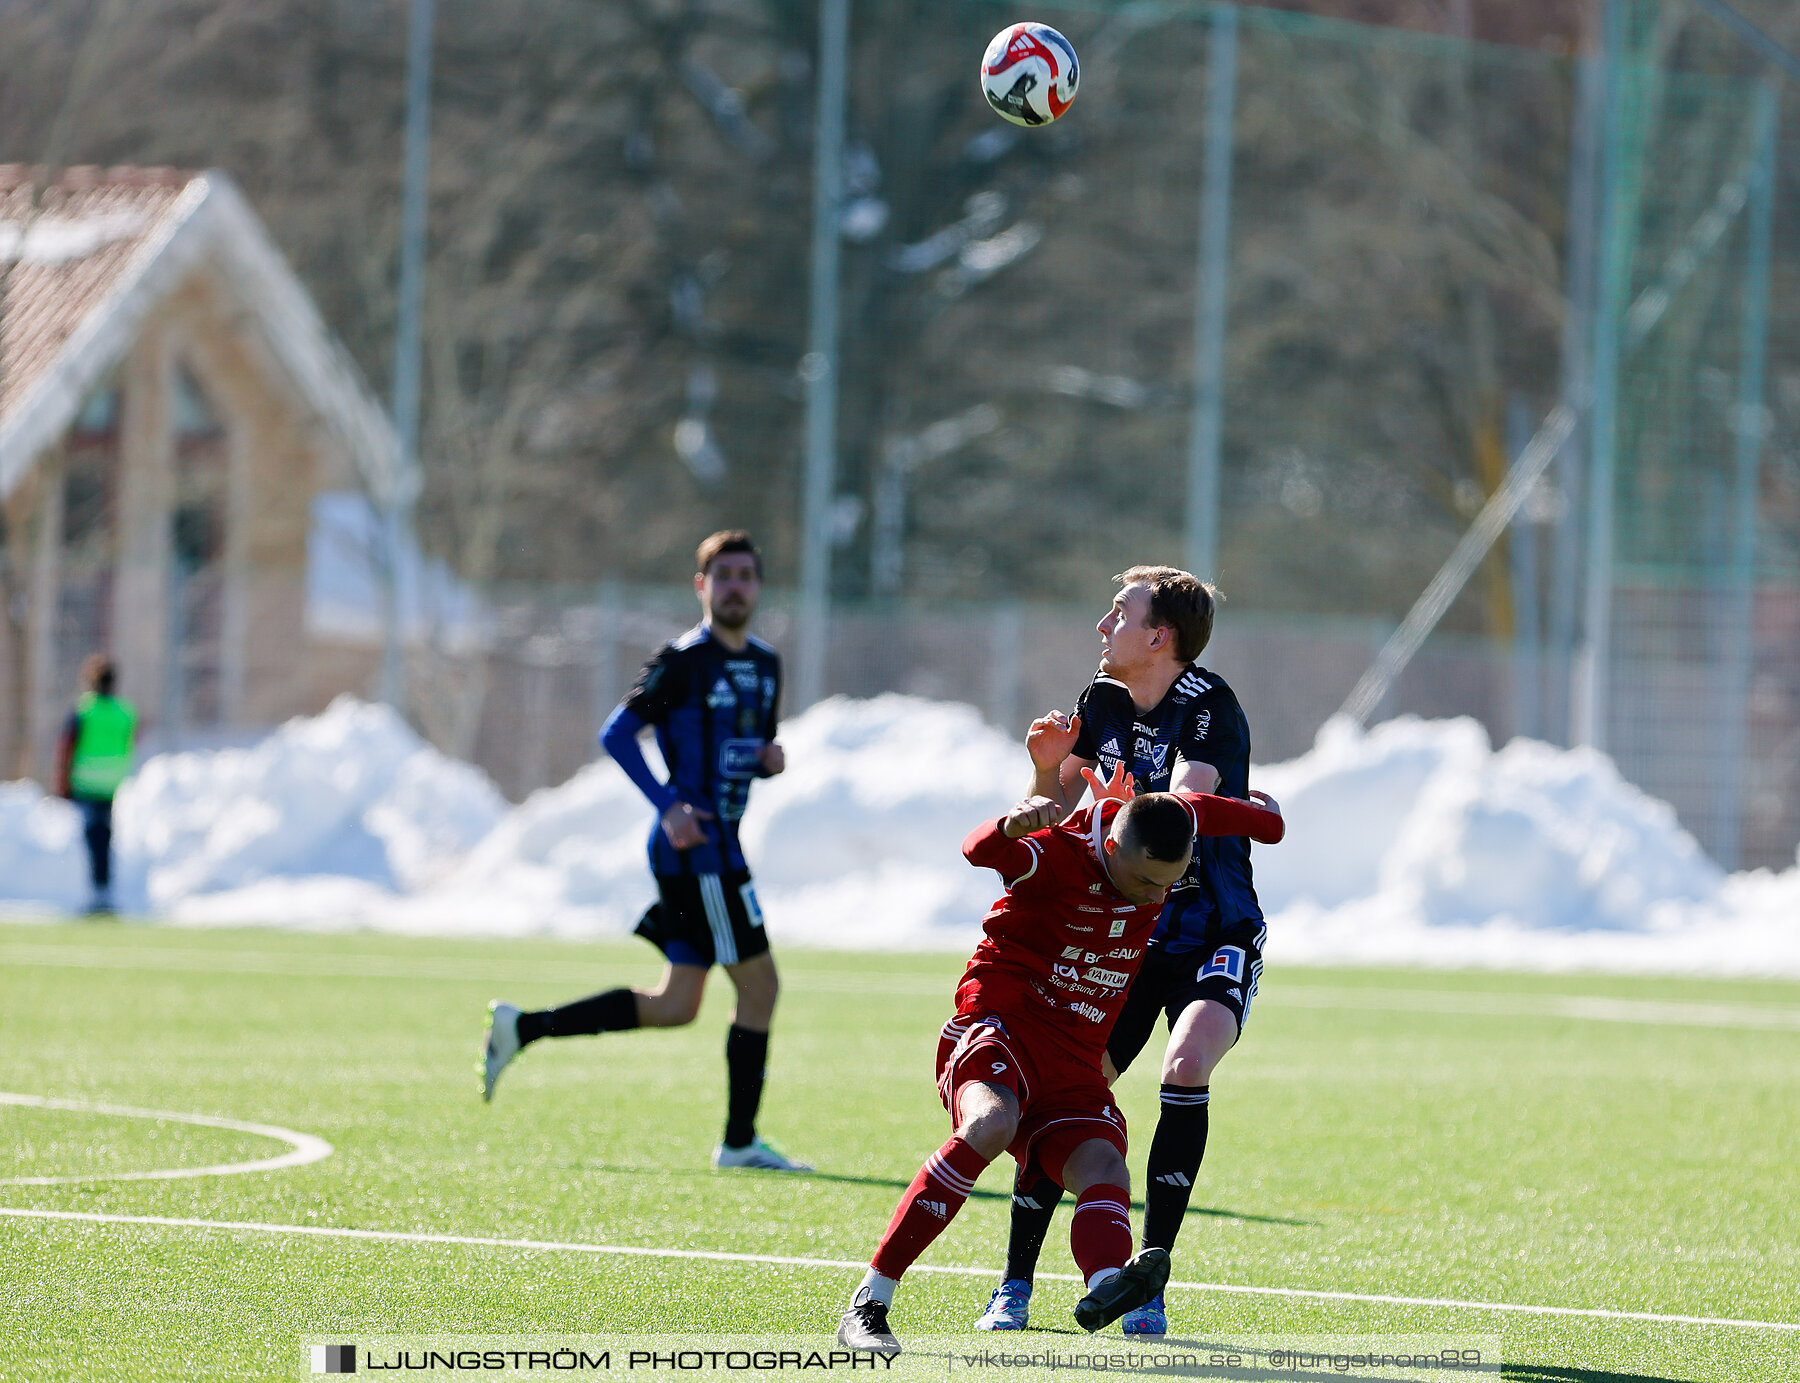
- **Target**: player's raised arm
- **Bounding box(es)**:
[1025,710,1093,817]
[962,795,1059,884]
[1176,789,1285,845]
[1079,761,1135,804]
[1002,795,1062,838]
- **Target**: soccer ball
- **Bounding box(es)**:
[980,23,1080,127]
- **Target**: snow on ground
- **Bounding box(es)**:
[3,695,1797,975]
[0,699,507,924]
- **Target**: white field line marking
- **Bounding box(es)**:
[1267,986,1800,1032]
[0,944,952,995]
[6,944,1799,1027]
[1,1206,1794,1333]
[0,1093,333,1185]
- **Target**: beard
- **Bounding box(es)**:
[712,599,752,631]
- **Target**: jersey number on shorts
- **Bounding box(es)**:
[740,882,765,929]
[1199,946,1246,983]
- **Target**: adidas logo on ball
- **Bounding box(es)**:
[980,23,1080,128]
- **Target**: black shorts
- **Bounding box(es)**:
[633,869,770,969]
[1105,920,1266,1076]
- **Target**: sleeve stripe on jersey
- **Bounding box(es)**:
[1175,669,1211,695]
[1009,836,1043,885]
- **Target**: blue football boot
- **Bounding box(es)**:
[974,1278,1032,1330]
[1120,1291,1167,1337]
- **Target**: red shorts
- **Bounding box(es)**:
[935,1012,1127,1188]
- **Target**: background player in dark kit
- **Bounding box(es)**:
[976,565,1265,1335]
[479,531,809,1172]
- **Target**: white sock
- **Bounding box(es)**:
[1085,1267,1121,1292]
[851,1271,898,1308]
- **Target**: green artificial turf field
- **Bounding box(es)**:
[1,919,1796,1382]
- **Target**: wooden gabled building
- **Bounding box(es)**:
[0,165,396,777]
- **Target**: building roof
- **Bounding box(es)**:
[0,165,397,501]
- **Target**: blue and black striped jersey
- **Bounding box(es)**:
[623,624,781,876]
[1070,663,1261,952]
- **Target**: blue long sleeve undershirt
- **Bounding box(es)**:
[600,705,680,815]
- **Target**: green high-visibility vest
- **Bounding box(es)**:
[69,693,137,800]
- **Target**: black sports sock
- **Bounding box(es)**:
[523,989,640,1045]
[1141,1084,1209,1252]
[1003,1174,1064,1282]
[722,1024,768,1149]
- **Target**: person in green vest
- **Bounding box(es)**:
[54,655,137,914]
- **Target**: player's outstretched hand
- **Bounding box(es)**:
[661,799,715,850]
[1025,710,1081,771]
[1003,795,1062,838]
[1248,789,1281,817]
[1080,761,1135,804]
[759,741,786,775]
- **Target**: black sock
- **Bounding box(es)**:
[1142,1084,1209,1252]
[1003,1174,1064,1283]
[522,989,640,1045]
[723,1024,768,1149]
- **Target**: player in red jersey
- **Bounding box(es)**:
[837,780,1283,1354]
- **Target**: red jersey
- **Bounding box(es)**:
[956,794,1284,1070]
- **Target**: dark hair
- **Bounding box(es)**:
[696,529,763,579]
[1114,565,1219,662]
[1114,793,1196,864]
[82,653,116,696]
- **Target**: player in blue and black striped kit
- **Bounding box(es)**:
[479,531,810,1172]
[974,565,1271,1336]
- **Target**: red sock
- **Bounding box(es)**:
[1069,1182,1133,1282]
[870,1136,991,1280]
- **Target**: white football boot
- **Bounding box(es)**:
[711,1136,813,1172]
[479,1001,522,1103]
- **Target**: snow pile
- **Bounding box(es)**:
[314,694,1028,943]
[0,781,88,907]
[3,695,1798,974]
[741,696,1026,947]
[1254,715,1800,973]
[1,698,507,919]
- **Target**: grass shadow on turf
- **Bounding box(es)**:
[585,1163,1316,1225]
